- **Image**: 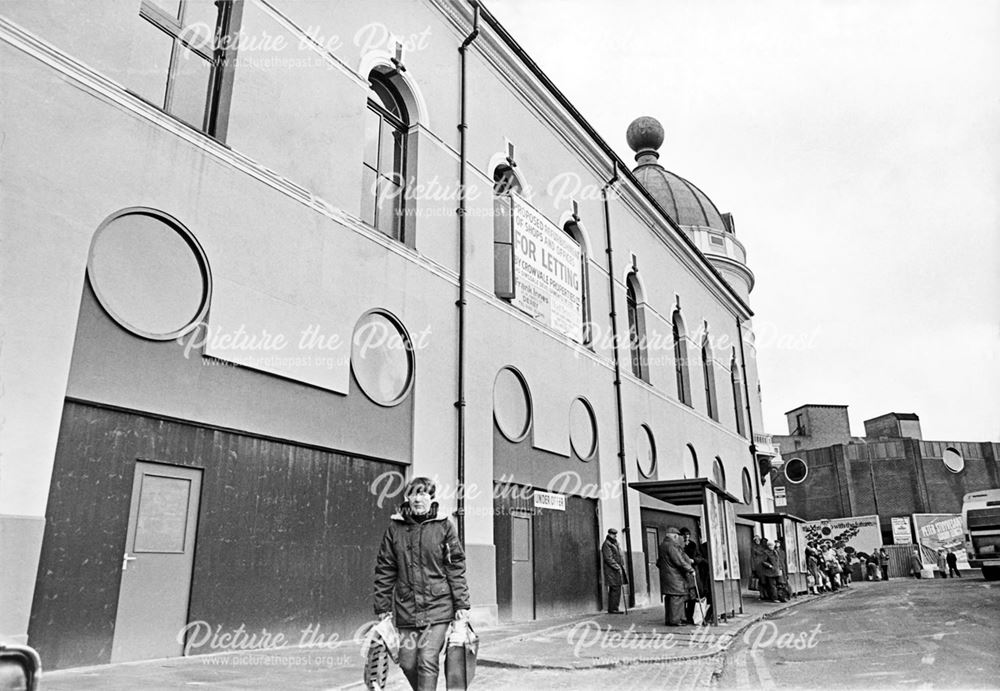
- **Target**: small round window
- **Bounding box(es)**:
[742,467,753,505]
[713,457,726,490]
[351,311,414,406]
[636,425,656,478]
[87,209,210,340]
[493,368,531,442]
[942,447,965,473]
[785,457,808,484]
[569,398,597,460]
[683,445,699,479]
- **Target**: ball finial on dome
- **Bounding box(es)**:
[626,116,664,161]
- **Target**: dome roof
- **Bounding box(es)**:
[626,116,727,231]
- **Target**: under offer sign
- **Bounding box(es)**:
[533,491,566,511]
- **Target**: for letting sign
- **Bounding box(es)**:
[506,195,584,343]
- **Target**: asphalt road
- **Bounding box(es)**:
[717,574,1000,690]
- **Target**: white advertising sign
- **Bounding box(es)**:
[891,516,913,544]
[912,514,970,570]
[510,196,583,343]
[802,515,883,555]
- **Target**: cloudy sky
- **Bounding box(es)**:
[489,0,1000,441]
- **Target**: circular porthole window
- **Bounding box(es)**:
[351,311,414,406]
[683,445,699,479]
[569,398,597,460]
[493,367,531,442]
[636,425,656,478]
[713,457,726,490]
[742,468,753,505]
[942,447,965,473]
[785,457,808,484]
[87,209,210,340]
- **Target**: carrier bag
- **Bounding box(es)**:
[445,620,479,690]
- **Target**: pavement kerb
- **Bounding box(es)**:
[474,592,837,672]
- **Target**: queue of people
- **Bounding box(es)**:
[751,536,792,601]
[801,542,855,594]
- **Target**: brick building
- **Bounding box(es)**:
[773,405,1000,541]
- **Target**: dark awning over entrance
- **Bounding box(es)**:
[740,512,806,525]
[629,478,741,506]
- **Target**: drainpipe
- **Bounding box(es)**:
[602,161,635,600]
[455,1,479,544]
[736,318,764,518]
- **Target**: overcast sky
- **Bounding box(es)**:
[488,0,1000,442]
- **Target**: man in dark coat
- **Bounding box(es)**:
[759,538,782,601]
[750,535,765,595]
[601,528,627,613]
[656,527,695,625]
[946,550,961,578]
[878,547,890,581]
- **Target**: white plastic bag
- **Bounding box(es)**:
[361,617,400,663]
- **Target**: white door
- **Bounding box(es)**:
[111,462,202,662]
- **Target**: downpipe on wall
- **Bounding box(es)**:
[602,161,636,601]
[455,1,479,544]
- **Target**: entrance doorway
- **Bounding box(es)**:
[645,527,660,602]
[510,511,535,620]
[111,461,202,662]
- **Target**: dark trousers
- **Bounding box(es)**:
[664,594,686,625]
[880,564,889,581]
[398,623,449,691]
[607,585,622,612]
[760,575,778,600]
[948,565,961,577]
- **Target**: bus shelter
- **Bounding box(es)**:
[630,478,743,625]
[741,512,808,595]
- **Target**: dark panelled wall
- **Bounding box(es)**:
[493,488,602,621]
[492,425,603,621]
[28,402,399,670]
[532,494,601,618]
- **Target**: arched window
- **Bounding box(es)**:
[731,353,746,436]
[741,467,753,505]
[683,444,699,479]
[493,164,522,195]
[493,163,522,299]
[564,222,591,346]
[626,272,647,382]
[673,311,691,406]
[362,72,408,241]
[702,335,718,421]
[713,457,726,490]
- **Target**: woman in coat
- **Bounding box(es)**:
[374,477,470,691]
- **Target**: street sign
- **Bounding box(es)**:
[774,486,787,507]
